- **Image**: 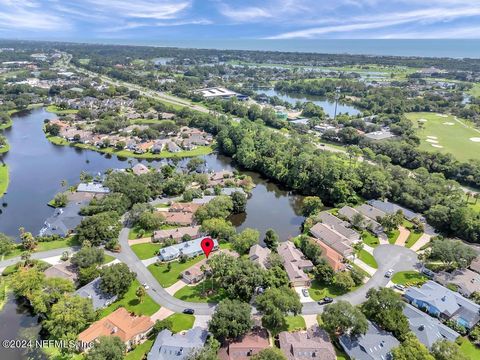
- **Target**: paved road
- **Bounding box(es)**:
[301,244,420,315]
[0,246,80,271]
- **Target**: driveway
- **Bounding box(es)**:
[301,244,420,315]
[395,226,410,246]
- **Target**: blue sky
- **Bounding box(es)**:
[1,0,480,41]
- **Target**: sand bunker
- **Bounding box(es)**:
[431,144,444,148]
[426,136,437,139]
[426,139,438,143]
[418,118,428,122]
[443,122,455,125]
[436,113,448,118]
[470,137,480,142]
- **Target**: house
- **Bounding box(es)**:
[338,206,383,235]
[403,303,459,349]
[192,196,217,205]
[316,212,360,242]
[135,141,155,154]
[208,170,234,187]
[220,187,246,196]
[404,281,480,330]
[164,212,195,226]
[469,255,480,275]
[310,237,347,272]
[75,277,118,310]
[364,130,395,141]
[434,269,480,297]
[147,327,208,360]
[39,200,87,237]
[153,226,202,243]
[167,141,181,153]
[248,245,271,270]
[158,237,219,261]
[278,326,336,360]
[356,204,386,223]
[218,327,270,360]
[277,242,313,287]
[77,182,110,194]
[44,260,78,283]
[132,163,150,175]
[78,307,153,351]
[339,322,400,360]
[181,265,206,284]
[310,223,355,260]
[169,202,201,213]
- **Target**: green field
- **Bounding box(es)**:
[0,164,9,196]
[387,229,400,244]
[468,83,480,98]
[308,280,361,300]
[285,315,306,331]
[165,313,195,333]
[357,249,378,269]
[407,112,480,161]
[362,231,380,248]
[147,256,206,287]
[458,337,480,360]
[391,271,427,286]
[174,279,226,303]
[125,339,153,360]
[45,105,79,115]
[131,243,162,260]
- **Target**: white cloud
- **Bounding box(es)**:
[0,0,68,31]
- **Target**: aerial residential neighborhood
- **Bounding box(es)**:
[1,5,480,360]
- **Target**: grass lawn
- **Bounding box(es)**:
[3,236,80,260]
[42,346,84,360]
[0,142,9,154]
[467,197,480,213]
[103,254,115,264]
[406,112,480,162]
[362,231,380,248]
[357,249,378,269]
[174,279,227,303]
[0,164,9,196]
[165,313,195,333]
[387,229,400,244]
[155,203,169,208]
[128,226,154,240]
[0,118,13,130]
[45,105,78,115]
[125,339,154,360]
[308,280,359,300]
[148,255,205,287]
[131,243,163,260]
[468,83,480,98]
[391,271,428,286]
[458,337,480,360]
[285,315,306,331]
[99,280,160,318]
[405,230,423,248]
[334,346,348,360]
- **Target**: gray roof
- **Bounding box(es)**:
[365,130,395,140]
[309,223,354,257]
[158,237,218,261]
[147,327,208,360]
[39,200,87,236]
[77,182,110,193]
[317,212,359,240]
[220,187,245,196]
[434,269,480,297]
[192,196,217,204]
[405,281,480,328]
[403,303,459,349]
[339,322,399,360]
[75,277,117,310]
[356,204,386,221]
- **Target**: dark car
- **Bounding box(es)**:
[183,308,195,315]
[318,297,334,305]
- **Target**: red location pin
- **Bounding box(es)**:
[200,237,214,258]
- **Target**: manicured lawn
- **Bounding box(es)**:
[0,164,9,196]
[148,256,205,287]
[0,142,9,154]
[103,254,115,264]
[131,243,163,260]
[458,337,480,360]
[406,112,480,162]
[468,82,480,98]
[45,105,78,115]
[391,271,428,286]
[467,197,480,213]
[308,280,359,300]
[387,229,400,244]
[174,279,227,303]
[99,280,160,318]
[3,236,81,260]
[362,231,380,248]
[0,118,13,130]
[125,339,154,360]
[357,249,378,269]
[165,313,195,333]
[129,226,154,240]
[405,230,423,248]
[155,203,169,208]
[43,346,84,360]
[285,315,306,331]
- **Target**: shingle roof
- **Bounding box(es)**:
[147,327,208,360]
[278,326,336,360]
[75,277,117,310]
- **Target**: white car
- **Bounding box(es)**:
[385,269,394,278]
[393,284,405,291]
[302,289,309,297]
[143,283,150,290]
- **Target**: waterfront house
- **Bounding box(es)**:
[339,322,399,360]
[169,202,201,213]
[338,206,383,234]
[404,280,480,330]
[44,260,78,283]
[164,212,195,226]
[39,200,87,237]
[167,141,181,153]
[77,182,110,194]
[78,307,153,351]
[153,226,202,243]
[132,163,150,175]
[147,327,208,360]
[278,326,336,360]
[403,303,459,349]
[158,237,219,261]
[75,277,118,310]
[434,269,480,297]
[248,244,271,270]
[316,211,361,242]
[218,327,270,360]
[278,241,313,287]
[310,237,348,272]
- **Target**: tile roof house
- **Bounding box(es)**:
[278,242,313,287]
[434,269,480,297]
[75,277,118,310]
[403,303,459,349]
[153,226,202,243]
[158,237,219,261]
[169,202,202,213]
[310,237,347,272]
[339,322,400,360]
[248,245,271,270]
[278,326,336,360]
[218,328,270,360]
[132,163,150,175]
[44,260,78,283]
[164,212,195,227]
[404,280,480,330]
[78,307,153,351]
[147,327,208,360]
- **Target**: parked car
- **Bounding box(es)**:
[394,284,405,291]
[183,308,195,315]
[143,283,150,290]
[345,264,353,270]
[318,297,334,305]
[302,289,309,297]
[385,269,394,278]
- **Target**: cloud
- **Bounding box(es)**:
[0,0,68,31]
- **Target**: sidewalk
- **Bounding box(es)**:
[411,233,431,252]
[151,307,174,322]
[353,258,376,276]
[165,279,189,296]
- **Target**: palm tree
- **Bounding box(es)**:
[136,286,146,304]
[21,250,32,267]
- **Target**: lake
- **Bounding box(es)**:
[255,88,360,117]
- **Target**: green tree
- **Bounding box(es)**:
[429,238,476,268]
[231,191,247,214]
[321,301,368,336]
[379,210,404,233]
[232,228,260,254]
[52,192,68,207]
[333,271,355,292]
[19,227,37,251]
[195,195,233,222]
[264,229,279,250]
[301,196,323,217]
[136,285,146,303]
[256,287,302,316]
[252,348,287,360]
[0,233,15,256]
[200,218,236,241]
[208,299,253,342]
[314,260,335,284]
[86,336,126,360]
[137,211,163,231]
[71,246,105,268]
[99,263,135,298]
[430,340,468,360]
[76,212,121,246]
[391,333,434,360]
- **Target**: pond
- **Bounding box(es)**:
[255,88,360,117]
